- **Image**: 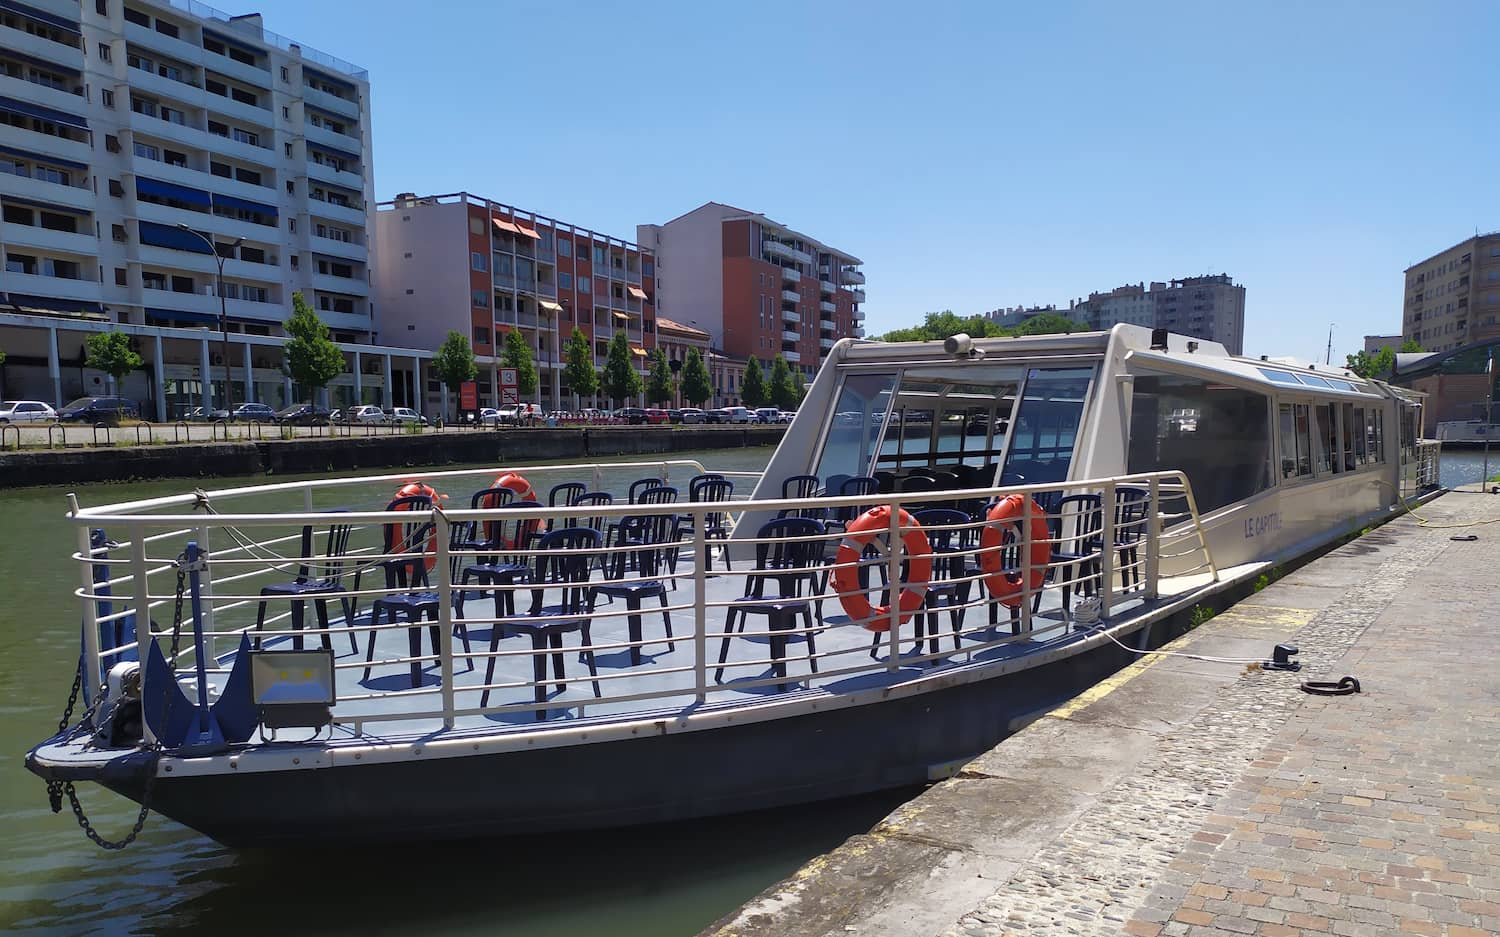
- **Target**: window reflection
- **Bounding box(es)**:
[1127,373,1272,512]
[814,372,896,482]
[1003,368,1094,486]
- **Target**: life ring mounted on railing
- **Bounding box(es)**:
[494,471,538,505]
[832,506,932,631]
[387,482,443,571]
[978,494,1049,608]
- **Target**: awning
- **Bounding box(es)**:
[0,143,87,171]
[3,292,102,315]
[136,176,211,207]
[146,307,219,325]
[538,300,563,312]
[138,221,215,254]
[630,345,647,357]
[627,286,648,300]
[491,217,519,235]
[513,221,541,240]
[613,311,631,322]
[211,192,277,218]
[0,94,87,130]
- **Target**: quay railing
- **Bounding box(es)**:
[64,464,1216,742]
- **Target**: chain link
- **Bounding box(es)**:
[47,564,190,850]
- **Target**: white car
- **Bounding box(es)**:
[495,403,542,424]
[384,407,429,426]
[472,407,502,426]
[342,404,387,424]
[718,406,754,424]
[0,400,57,423]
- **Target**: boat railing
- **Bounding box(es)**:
[66,467,1216,740]
[1415,439,1442,490]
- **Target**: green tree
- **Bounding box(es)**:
[431,329,478,420]
[680,347,712,406]
[1399,339,1424,353]
[792,368,807,404]
[879,310,1010,343]
[501,328,538,399]
[1346,345,1399,379]
[741,356,766,408]
[1012,313,1081,336]
[601,329,642,406]
[84,330,143,394]
[646,348,674,406]
[767,353,796,410]
[283,292,344,405]
[562,328,597,408]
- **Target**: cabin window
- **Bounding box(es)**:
[1003,367,1094,486]
[1340,403,1357,471]
[1367,409,1384,462]
[1280,404,1312,479]
[1352,407,1367,464]
[1313,404,1337,474]
[877,370,1021,479]
[814,372,897,483]
[1127,373,1272,513]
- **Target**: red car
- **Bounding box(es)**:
[643,408,671,424]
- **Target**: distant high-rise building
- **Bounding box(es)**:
[1062,275,1245,355]
[638,202,864,375]
[984,304,1063,329]
[1402,233,1500,354]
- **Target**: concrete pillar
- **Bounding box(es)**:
[490,362,498,408]
[283,374,293,406]
[383,353,393,409]
[412,355,420,410]
[199,338,212,409]
[440,383,449,421]
[153,333,166,422]
[353,350,362,404]
[45,325,61,407]
[242,343,254,403]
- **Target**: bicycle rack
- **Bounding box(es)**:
[172,421,190,444]
[135,422,153,446]
[0,424,18,450]
[211,420,229,441]
[47,423,67,449]
[91,423,110,447]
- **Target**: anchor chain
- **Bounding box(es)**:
[47,560,190,850]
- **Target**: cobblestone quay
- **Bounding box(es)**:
[706,488,1500,937]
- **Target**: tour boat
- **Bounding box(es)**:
[26,326,1440,847]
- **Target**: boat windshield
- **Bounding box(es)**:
[1001,367,1095,486]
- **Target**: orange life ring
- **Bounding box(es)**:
[832,506,932,632]
[387,482,441,571]
[494,471,538,505]
[978,495,1049,607]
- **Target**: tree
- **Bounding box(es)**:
[1012,313,1081,336]
[1345,345,1398,379]
[741,356,766,408]
[283,292,343,405]
[85,330,143,393]
[501,328,538,399]
[1399,339,1424,353]
[562,328,597,408]
[646,348,674,406]
[767,354,796,410]
[431,329,478,420]
[792,368,807,404]
[680,347,712,406]
[601,329,642,406]
[878,308,1080,343]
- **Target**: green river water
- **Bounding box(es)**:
[0,447,913,937]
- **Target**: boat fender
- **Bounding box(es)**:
[388,483,442,571]
[1299,675,1361,696]
[978,495,1049,608]
[832,506,932,632]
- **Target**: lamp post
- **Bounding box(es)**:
[176,224,243,416]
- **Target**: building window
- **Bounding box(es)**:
[280,66,289,82]
[557,237,571,258]
[471,289,489,308]
[98,42,111,61]
[101,88,114,107]
[559,272,572,290]
[471,252,487,272]
[469,216,483,236]
[284,143,294,157]
[473,327,490,346]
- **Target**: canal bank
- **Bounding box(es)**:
[0,425,784,487]
[709,486,1500,937]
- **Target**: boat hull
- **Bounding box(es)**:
[44,630,1160,847]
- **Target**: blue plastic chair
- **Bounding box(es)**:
[714,518,826,690]
[588,514,674,666]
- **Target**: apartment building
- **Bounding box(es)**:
[1053,275,1245,355]
[1402,233,1500,354]
[0,0,386,416]
[374,192,658,411]
[637,202,865,376]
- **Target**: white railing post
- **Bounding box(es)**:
[1144,477,1161,600]
[1098,481,1115,621]
[435,508,456,729]
[76,523,103,712]
[886,496,901,668]
[693,506,708,704]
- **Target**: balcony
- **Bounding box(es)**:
[820,279,836,293]
[820,300,835,314]
[819,318,835,331]
[626,269,642,284]
[781,350,801,364]
[139,160,277,205]
[123,23,204,72]
[538,282,558,299]
[493,273,515,291]
[307,159,364,189]
[305,120,361,152]
[763,240,813,265]
[307,199,367,227]
[782,329,800,342]
[135,199,276,241]
[852,326,865,338]
[780,266,800,283]
[852,308,865,322]
[781,289,801,303]
[312,272,369,297]
[850,288,866,303]
[128,67,208,111]
[206,52,272,91]
[311,234,368,262]
[5,271,102,304]
[303,84,361,120]
[128,111,212,152]
[841,268,865,285]
[0,73,85,117]
[782,310,801,325]
[9,126,91,166]
[0,23,83,70]
[0,170,94,213]
[820,337,835,350]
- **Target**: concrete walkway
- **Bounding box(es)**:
[706,488,1500,937]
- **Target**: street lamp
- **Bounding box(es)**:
[177,224,243,415]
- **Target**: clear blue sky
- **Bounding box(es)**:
[250,0,1498,361]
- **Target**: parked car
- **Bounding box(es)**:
[340,405,387,424]
[643,408,671,425]
[666,409,685,424]
[701,408,726,424]
[778,410,796,423]
[615,407,648,425]
[678,407,709,425]
[384,407,429,426]
[231,403,277,423]
[495,403,542,425]
[468,407,502,426]
[275,404,331,426]
[754,407,783,424]
[186,406,230,422]
[57,396,139,424]
[0,400,57,423]
[717,406,753,424]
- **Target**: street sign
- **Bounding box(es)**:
[459,380,477,411]
[501,388,519,404]
[500,368,518,389]
[499,367,519,406]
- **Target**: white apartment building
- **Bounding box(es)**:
[1061,275,1246,355]
[0,0,394,416]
